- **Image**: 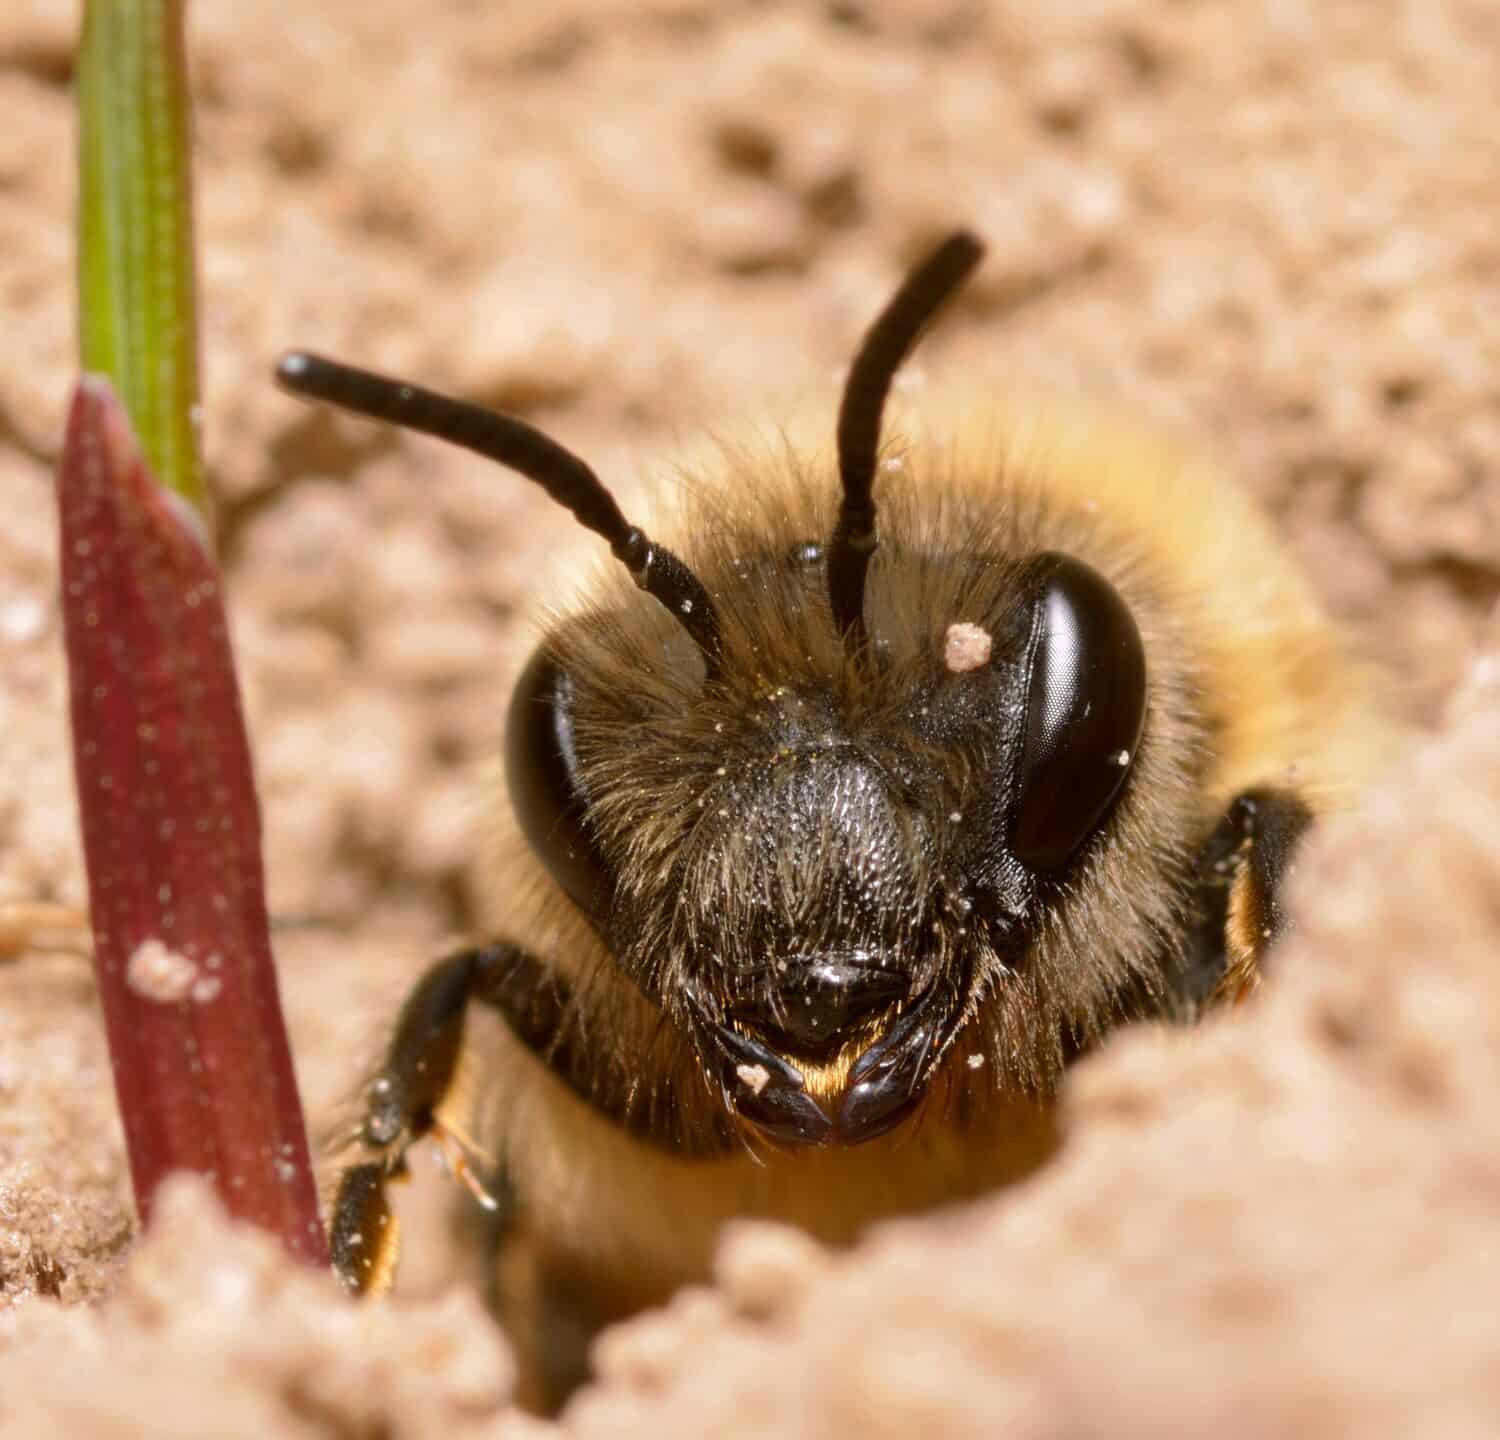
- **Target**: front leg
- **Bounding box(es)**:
[330,946,510,1294]
[329,941,730,1294]
[1197,788,1313,1006]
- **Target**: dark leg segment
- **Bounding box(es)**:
[1190,787,1312,1006]
[331,946,504,1293]
[330,941,727,1293]
[329,1161,399,1295]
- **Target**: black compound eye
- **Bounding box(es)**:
[1009,553,1147,872]
[505,647,613,920]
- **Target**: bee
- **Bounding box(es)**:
[275,231,1395,1407]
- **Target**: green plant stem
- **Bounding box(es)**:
[77,0,206,517]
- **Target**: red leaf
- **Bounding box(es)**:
[57,376,328,1268]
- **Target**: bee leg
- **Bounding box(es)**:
[329,941,734,1293]
[1197,788,1312,1005]
[329,946,496,1293]
[329,1160,404,1296]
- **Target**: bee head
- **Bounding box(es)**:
[509,537,1145,1147]
[277,231,1148,1149]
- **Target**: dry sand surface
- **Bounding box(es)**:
[2,1,1499,1435]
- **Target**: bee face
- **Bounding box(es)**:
[508,495,1149,1145]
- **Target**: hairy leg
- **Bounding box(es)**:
[328,941,728,1293]
[1199,789,1313,1004]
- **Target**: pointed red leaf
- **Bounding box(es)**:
[57,376,328,1268]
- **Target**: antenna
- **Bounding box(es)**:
[275,353,721,673]
[828,231,985,653]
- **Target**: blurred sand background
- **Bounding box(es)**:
[1,2,1499,1435]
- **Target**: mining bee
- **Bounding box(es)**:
[275,231,1395,1406]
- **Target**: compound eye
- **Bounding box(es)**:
[505,647,613,920]
[1010,554,1147,872]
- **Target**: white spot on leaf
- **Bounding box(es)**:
[126,938,197,1004]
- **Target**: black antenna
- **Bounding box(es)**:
[828,231,985,653]
[274,353,721,673]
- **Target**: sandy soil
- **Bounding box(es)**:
[1,0,1498,1434]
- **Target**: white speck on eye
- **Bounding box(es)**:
[943,622,992,673]
[1111,749,1132,767]
[736,1063,771,1096]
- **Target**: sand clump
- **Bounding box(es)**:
[0,1176,518,1440]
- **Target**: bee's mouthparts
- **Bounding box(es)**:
[686,962,973,1148]
[726,953,908,1062]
